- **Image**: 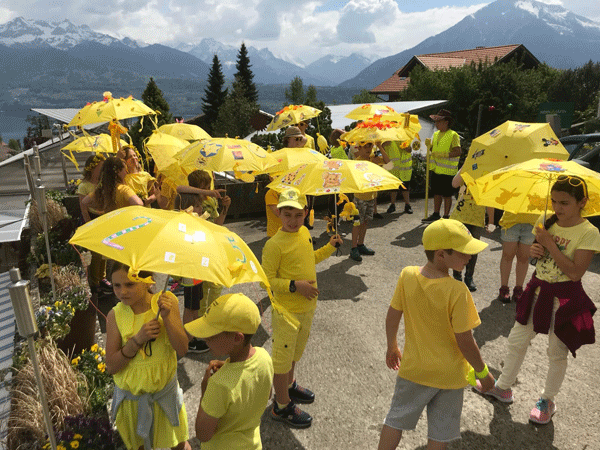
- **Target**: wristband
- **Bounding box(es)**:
[120,347,136,359]
[475,364,489,379]
[131,336,142,347]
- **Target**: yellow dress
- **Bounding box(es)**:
[112,298,188,449]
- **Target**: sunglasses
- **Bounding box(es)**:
[293,137,303,142]
[556,175,588,197]
[297,122,308,127]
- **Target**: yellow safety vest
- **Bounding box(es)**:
[385,141,412,182]
[431,130,460,176]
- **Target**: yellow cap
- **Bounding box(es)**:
[184,293,260,339]
[422,219,488,254]
[277,187,307,210]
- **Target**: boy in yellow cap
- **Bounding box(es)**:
[378,219,495,450]
[185,294,273,450]
[262,187,342,428]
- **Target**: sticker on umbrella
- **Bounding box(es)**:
[363,173,384,188]
[542,138,560,147]
[322,172,344,190]
[200,142,221,157]
[232,150,244,160]
[489,129,501,138]
[103,216,152,250]
[514,124,531,132]
[324,160,343,170]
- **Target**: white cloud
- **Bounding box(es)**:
[0,0,598,63]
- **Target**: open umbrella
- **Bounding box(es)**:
[461,158,600,217]
[462,121,569,179]
[345,104,405,121]
[267,159,403,195]
[158,123,211,141]
[340,115,421,144]
[175,138,278,181]
[69,206,269,288]
[266,104,322,131]
[259,147,327,174]
[144,130,188,172]
[61,134,129,169]
[67,91,157,152]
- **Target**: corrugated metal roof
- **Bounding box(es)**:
[30,108,105,129]
[0,195,29,243]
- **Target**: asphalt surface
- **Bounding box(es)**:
[105,197,600,450]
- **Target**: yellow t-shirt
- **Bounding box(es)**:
[77,180,102,215]
[201,347,274,450]
[304,135,315,150]
[265,189,282,237]
[124,171,155,201]
[115,184,138,209]
[533,217,600,283]
[499,211,538,230]
[262,226,335,313]
[390,266,481,389]
[450,186,485,227]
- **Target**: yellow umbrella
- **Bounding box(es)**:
[260,147,327,174]
[345,103,405,121]
[158,123,211,141]
[175,138,278,181]
[61,134,129,169]
[159,161,189,188]
[340,115,420,144]
[67,91,157,152]
[463,121,569,179]
[462,158,600,217]
[267,159,403,195]
[69,206,269,288]
[68,92,156,127]
[266,104,322,131]
[144,130,188,172]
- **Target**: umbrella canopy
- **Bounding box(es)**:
[144,130,189,172]
[260,147,327,174]
[69,206,269,288]
[67,92,156,127]
[267,159,403,195]
[462,121,569,179]
[266,104,322,131]
[158,123,211,141]
[175,138,278,177]
[345,104,405,121]
[461,158,600,217]
[62,134,127,154]
[61,134,129,169]
[340,115,421,144]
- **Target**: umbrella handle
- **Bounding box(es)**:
[149,275,169,342]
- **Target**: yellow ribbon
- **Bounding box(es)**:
[127,268,155,284]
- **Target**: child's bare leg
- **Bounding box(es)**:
[171,440,191,450]
[378,425,402,450]
[389,190,397,206]
[500,241,518,286]
[442,196,452,216]
[274,371,292,405]
[357,221,368,246]
[427,439,448,450]
[401,189,410,205]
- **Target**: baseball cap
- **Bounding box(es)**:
[277,187,307,210]
[422,219,488,254]
[184,293,260,339]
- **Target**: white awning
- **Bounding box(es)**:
[0,195,29,243]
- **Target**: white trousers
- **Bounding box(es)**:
[497,296,569,401]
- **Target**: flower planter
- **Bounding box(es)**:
[57,301,97,356]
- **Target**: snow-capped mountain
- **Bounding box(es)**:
[306,53,374,86]
[0,17,144,50]
[341,0,600,88]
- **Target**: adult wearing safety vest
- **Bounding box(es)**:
[383,140,413,214]
[422,109,461,222]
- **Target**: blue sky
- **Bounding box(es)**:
[0,0,598,65]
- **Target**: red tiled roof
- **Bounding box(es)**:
[371,75,410,94]
[372,44,525,94]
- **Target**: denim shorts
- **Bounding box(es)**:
[501,223,535,245]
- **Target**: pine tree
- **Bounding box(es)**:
[202,55,228,135]
[129,77,173,158]
[285,77,305,104]
[234,43,259,104]
[213,78,259,138]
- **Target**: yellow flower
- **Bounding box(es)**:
[101,349,106,356]
[43,444,51,449]
[73,434,83,440]
[58,445,67,450]
[70,440,79,449]
[91,344,99,352]
[71,358,79,366]
[98,362,106,372]
[95,354,100,361]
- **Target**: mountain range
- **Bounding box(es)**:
[0,17,374,87]
[342,0,600,88]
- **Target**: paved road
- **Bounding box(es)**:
[154,197,600,450]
